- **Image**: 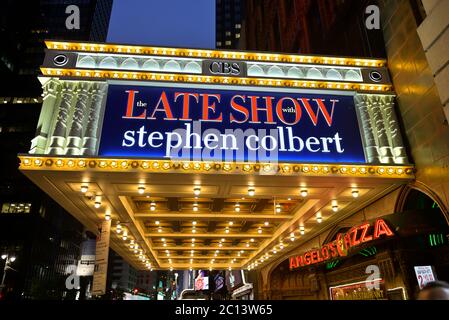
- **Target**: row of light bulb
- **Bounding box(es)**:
[248,200,344,269]
[246,186,360,199]
[116,223,153,270]
[139,185,201,195]
[248,202,340,270]
[82,184,359,212]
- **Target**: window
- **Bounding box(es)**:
[1,203,32,213]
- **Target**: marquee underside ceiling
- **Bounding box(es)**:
[19,156,413,271]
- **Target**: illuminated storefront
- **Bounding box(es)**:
[19,41,422,297]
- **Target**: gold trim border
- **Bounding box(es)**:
[19,156,415,179]
[41,68,393,93]
[45,41,387,67]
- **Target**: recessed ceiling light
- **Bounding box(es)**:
[193,186,201,196]
[94,195,102,209]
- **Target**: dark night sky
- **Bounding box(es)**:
[107,0,216,49]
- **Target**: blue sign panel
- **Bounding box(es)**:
[98,84,366,163]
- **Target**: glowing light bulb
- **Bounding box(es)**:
[193,186,201,196]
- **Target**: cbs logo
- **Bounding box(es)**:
[209,61,241,76]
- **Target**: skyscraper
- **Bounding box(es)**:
[216,0,244,49]
[242,0,386,57]
[0,0,113,300]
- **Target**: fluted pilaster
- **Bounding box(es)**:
[66,82,91,155]
[48,82,76,155]
[82,82,108,155]
[371,95,393,163]
[30,79,62,154]
[355,95,381,163]
[381,96,407,164]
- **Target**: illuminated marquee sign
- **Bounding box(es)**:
[99,84,366,163]
[289,219,394,270]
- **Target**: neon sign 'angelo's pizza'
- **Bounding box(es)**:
[289,219,394,270]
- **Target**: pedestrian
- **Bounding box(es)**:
[417,281,449,300]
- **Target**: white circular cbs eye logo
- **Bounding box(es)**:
[53,54,68,66]
[369,70,382,82]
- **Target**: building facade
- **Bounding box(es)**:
[0,0,113,300]
[18,37,421,300]
[216,0,243,49]
[245,0,449,300]
[242,0,386,57]
[107,249,138,293]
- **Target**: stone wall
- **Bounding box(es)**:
[379,0,449,216]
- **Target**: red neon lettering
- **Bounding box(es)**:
[288,219,395,270]
[123,90,145,119]
[350,226,360,247]
[297,255,304,267]
[311,251,319,264]
[344,233,352,250]
[321,245,330,260]
[289,256,297,270]
[329,241,338,258]
[304,252,312,265]
[374,219,394,239]
[276,97,302,125]
[230,95,250,123]
[299,98,337,127]
[359,223,373,243]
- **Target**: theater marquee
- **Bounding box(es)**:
[18,41,415,272]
